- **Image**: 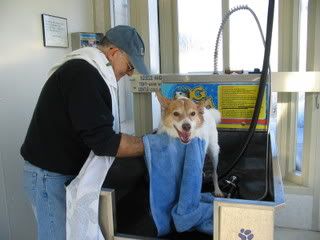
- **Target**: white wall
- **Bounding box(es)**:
[0,1,94,239]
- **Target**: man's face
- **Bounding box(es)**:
[111,48,135,80]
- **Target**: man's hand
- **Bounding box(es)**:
[116,133,144,157]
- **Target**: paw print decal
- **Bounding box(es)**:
[238,229,254,240]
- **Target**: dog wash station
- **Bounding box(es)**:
[98,72,285,240]
[97,1,287,239]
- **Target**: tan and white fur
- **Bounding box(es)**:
[156,92,223,197]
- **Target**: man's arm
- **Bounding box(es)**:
[116,133,144,157]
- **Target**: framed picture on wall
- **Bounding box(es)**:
[41,14,69,48]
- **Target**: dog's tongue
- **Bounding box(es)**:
[179,131,191,143]
[174,125,191,143]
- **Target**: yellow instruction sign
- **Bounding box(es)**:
[218,85,266,119]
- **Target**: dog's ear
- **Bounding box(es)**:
[155,91,171,108]
[199,98,211,109]
[197,105,205,114]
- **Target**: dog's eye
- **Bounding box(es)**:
[173,112,180,117]
[190,111,196,116]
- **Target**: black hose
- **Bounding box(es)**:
[219,0,275,181]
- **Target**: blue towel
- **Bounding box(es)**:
[143,133,214,236]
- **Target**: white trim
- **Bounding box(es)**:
[277,0,302,186]
[307,0,320,231]
[283,180,313,195]
[0,152,10,239]
[130,0,161,136]
[302,93,315,187]
[158,0,179,73]
[92,0,111,33]
[286,92,302,184]
[271,72,320,92]
[290,0,303,186]
[221,0,230,71]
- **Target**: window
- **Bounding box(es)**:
[229,0,278,72]
[177,0,222,73]
[177,1,278,74]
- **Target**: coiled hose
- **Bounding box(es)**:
[213,5,267,74]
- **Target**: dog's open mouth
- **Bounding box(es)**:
[174,125,191,143]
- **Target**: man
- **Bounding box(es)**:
[21,25,148,239]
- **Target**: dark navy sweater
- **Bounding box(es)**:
[21,59,121,175]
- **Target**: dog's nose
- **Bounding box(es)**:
[182,123,191,132]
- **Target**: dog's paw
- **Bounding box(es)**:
[238,229,254,240]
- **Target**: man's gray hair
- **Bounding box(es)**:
[97,36,114,47]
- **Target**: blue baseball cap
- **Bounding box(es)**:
[105,25,149,74]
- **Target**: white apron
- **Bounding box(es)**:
[48,47,119,240]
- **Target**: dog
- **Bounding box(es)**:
[156,92,223,197]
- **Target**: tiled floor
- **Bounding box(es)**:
[275,227,320,240]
